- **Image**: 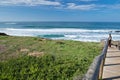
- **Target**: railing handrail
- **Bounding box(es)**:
[81,39,109,80]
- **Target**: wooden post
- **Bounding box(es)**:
[99,56,106,79]
[99,60,103,79]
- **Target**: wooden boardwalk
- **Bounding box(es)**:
[102,46,120,80]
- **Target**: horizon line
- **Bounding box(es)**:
[0,21,120,23]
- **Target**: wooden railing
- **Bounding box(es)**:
[81,39,109,80]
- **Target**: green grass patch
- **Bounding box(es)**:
[0,36,102,80]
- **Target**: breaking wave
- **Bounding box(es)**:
[0,28,120,42]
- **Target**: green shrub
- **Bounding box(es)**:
[0,36,102,80]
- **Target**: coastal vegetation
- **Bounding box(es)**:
[0,36,102,80]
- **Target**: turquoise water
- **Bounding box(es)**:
[0,22,120,42]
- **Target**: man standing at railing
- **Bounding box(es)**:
[108,33,112,47]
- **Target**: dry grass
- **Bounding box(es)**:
[28,51,44,57]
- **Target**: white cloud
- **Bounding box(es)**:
[0,0,120,11]
[66,3,96,10]
[0,0,61,6]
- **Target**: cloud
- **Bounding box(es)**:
[66,3,96,10]
[0,0,120,11]
[0,0,61,6]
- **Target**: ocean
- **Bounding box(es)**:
[0,22,120,42]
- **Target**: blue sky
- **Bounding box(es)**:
[0,0,120,22]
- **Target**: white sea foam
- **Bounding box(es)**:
[0,28,120,42]
[5,22,17,25]
[5,28,115,33]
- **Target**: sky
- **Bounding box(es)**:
[0,0,120,22]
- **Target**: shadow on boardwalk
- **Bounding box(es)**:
[103,76,120,80]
